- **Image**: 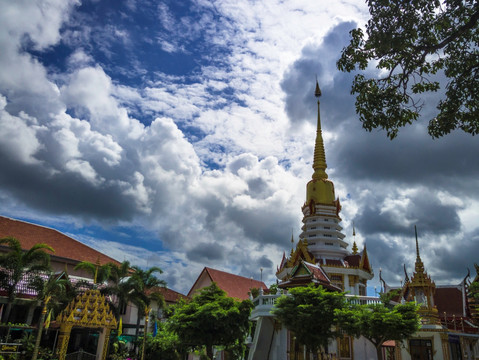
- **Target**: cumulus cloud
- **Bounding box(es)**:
[1,0,477,295]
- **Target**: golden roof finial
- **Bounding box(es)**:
[312,80,328,180]
[352,241,358,255]
[352,221,358,254]
[414,225,425,274]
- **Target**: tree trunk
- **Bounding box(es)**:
[133,309,142,353]
[3,302,13,323]
[31,305,47,360]
[206,345,214,360]
[376,345,383,360]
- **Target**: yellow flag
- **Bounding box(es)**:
[44,310,52,329]
[118,317,122,336]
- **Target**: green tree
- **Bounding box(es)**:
[0,237,54,322]
[127,266,166,340]
[272,284,347,359]
[337,0,479,139]
[104,260,133,319]
[169,282,254,360]
[469,281,479,301]
[74,260,114,285]
[141,322,184,360]
[29,274,69,360]
[336,301,420,360]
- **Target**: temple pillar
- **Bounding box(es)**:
[97,328,111,360]
[56,324,73,360]
[26,302,37,325]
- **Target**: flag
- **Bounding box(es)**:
[118,317,122,336]
[153,320,158,337]
[44,309,52,329]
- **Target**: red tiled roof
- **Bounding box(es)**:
[304,262,331,285]
[189,267,267,301]
[0,216,120,265]
[155,287,188,304]
[435,287,464,317]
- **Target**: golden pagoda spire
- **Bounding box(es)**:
[414,225,425,274]
[312,80,328,180]
[352,222,358,254]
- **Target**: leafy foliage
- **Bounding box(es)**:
[469,281,479,301]
[273,285,347,355]
[0,237,54,322]
[337,0,479,139]
[336,301,420,360]
[140,322,184,360]
[169,283,253,360]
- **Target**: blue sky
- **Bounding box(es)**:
[1,0,478,294]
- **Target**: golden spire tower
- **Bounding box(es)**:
[312,81,328,180]
[305,81,336,206]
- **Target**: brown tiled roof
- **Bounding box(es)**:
[324,259,343,267]
[435,287,464,317]
[0,216,119,265]
[154,287,187,304]
[344,255,360,267]
[189,267,267,300]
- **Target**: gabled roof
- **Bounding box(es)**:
[435,286,465,317]
[149,287,188,304]
[280,260,340,291]
[188,267,267,300]
[0,216,120,265]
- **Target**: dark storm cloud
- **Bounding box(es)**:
[280,21,479,192]
[365,235,409,284]
[281,21,357,128]
[225,205,297,247]
[355,189,462,237]
[186,242,226,262]
[0,154,136,221]
[431,229,479,282]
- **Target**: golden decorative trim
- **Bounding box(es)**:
[56,289,117,329]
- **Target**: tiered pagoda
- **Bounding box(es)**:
[276,82,373,295]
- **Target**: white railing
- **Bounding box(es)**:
[345,294,382,305]
[250,292,381,319]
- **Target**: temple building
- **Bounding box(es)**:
[276,82,373,296]
[380,227,479,360]
[247,83,479,360]
[248,83,377,360]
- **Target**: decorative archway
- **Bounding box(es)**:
[55,289,117,360]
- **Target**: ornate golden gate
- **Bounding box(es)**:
[55,289,117,360]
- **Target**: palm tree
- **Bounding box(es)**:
[0,237,54,323]
[29,273,69,360]
[73,260,114,285]
[104,260,132,319]
[127,266,166,342]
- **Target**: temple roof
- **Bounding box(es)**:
[188,267,267,300]
[0,216,120,266]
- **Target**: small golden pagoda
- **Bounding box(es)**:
[406,226,440,325]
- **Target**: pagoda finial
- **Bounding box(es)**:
[351,222,358,254]
[352,241,358,255]
[414,226,425,274]
[312,80,328,180]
